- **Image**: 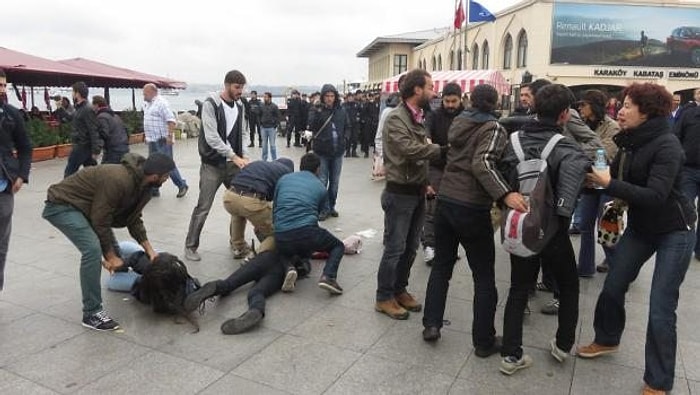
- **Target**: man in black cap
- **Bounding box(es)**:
[42,152,175,331]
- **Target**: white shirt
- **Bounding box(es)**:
[221,100,239,149]
[143,95,176,142]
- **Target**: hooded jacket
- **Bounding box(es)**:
[96,108,129,154]
[439,110,511,209]
[426,103,464,169]
[46,153,153,255]
[309,84,348,157]
[499,119,590,217]
[0,103,32,185]
[674,104,700,168]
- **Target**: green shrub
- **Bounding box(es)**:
[26,119,58,147]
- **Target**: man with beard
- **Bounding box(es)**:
[64,81,102,178]
[422,83,464,266]
[42,153,174,331]
[375,69,446,320]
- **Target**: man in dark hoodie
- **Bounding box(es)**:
[92,95,129,164]
[421,82,464,266]
[308,84,349,220]
[42,153,175,331]
[64,81,102,178]
[422,84,525,356]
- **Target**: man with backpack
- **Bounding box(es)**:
[497,84,589,375]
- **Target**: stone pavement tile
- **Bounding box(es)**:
[232,334,361,395]
[572,358,690,395]
[367,323,471,377]
[74,350,223,395]
[2,261,58,289]
[291,304,394,353]
[0,300,35,325]
[0,369,57,395]
[332,276,379,313]
[680,341,700,381]
[157,311,283,372]
[0,273,80,311]
[259,293,328,333]
[6,332,149,394]
[689,380,700,394]
[199,372,291,395]
[0,313,84,367]
[324,354,454,395]
[458,346,573,395]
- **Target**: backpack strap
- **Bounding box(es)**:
[540,134,565,160]
[510,131,526,162]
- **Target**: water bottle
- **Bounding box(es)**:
[594,148,608,189]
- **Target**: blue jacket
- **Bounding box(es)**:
[231,159,293,201]
[273,171,327,233]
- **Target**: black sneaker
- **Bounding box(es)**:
[176,185,189,198]
[221,309,263,335]
[475,335,502,358]
[183,281,219,312]
[329,209,339,218]
[318,276,343,295]
[318,212,330,221]
[82,310,120,331]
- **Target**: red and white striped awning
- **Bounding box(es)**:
[382,70,510,95]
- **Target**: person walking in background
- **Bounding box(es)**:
[92,95,129,165]
[0,69,32,292]
[259,92,281,161]
[64,82,102,178]
[142,83,188,198]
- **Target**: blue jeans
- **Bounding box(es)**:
[376,191,424,301]
[42,202,104,317]
[261,127,277,161]
[148,139,187,190]
[275,225,344,279]
[592,227,694,391]
[318,154,343,213]
[578,191,614,275]
[680,166,700,255]
[64,144,96,178]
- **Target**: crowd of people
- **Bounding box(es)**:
[1,65,700,395]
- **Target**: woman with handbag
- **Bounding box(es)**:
[578,83,696,395]
[575,90,621,276]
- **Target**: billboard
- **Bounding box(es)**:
[550,3,700,68]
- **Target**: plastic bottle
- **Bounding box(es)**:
[594,148,608,189]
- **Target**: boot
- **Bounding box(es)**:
[395,291,422,312]
[375,298,409,320]
[351,149,359,158]
[221,309,264,334]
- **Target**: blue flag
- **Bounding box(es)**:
[468,0,496,23]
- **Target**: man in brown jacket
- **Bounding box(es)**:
[375,69,445,320]
[42,153,174,331]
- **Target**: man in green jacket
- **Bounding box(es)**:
[42,153,174,331]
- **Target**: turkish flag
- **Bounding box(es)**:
[454,0,465,29]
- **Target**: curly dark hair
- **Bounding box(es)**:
[470,84,498,112]
[622,83,672,119]
[399,69,431,101]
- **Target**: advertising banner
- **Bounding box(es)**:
[551,3,700,67]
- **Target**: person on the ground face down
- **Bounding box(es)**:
[422,84,517,359]
[247,90,262,148]
[142,83,188,198]
[92,95,129,165]
[421,82,464,266]
[183,250,302,335]
[675,87,700,261]
[0,69,32,292]
[223,158,294,261]
[64,81,102,178]
[42,153,174,331]
[259,92,281,161]
[308,84,349,220]
[342,92,361,158]
[579,83,696,395]
[575,90,620,275]
[498,84,589,376]
[273,152,345,295]
[374,69,444,320]
[184,70,251,262]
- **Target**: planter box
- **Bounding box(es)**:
[128,133,145,145]
[55,144,72,158]
[32,146,56,162]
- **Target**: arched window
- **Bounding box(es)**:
[472,43,479,69]
[503,34,513,69]
[432,56,436,71]
[437,54,443,71]
[449,50,455,70]
[482,40,490,69]
[517,30,528,68]
[457,49,463,70]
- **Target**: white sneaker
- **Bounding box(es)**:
[550,338,568,363]
[424,246,435,265]
[184,248,201,261]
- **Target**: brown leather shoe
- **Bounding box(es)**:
[576,342,619,358]
[395,292,422,312]
[642,384,666,395]
[375,298,409,320]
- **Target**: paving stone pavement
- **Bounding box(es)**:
[2,137,700,394]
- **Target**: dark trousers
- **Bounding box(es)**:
[217,252,285,313]
[0,191,13,290]
[502,220,580,359]
[376,191,424,301]
[578,191,614,275]
[249,117,262,146]
[147,139,187,191]
[421,167,443,248]
[593,227,693,391]
[680,166,700,255]
[360,124,376,155]
[423,200,498,349]
[64,144,96,178]
[275,225,344,279]
[345,125,359,155]
[286,121,301,146]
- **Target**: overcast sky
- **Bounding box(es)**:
[2,0,518,87]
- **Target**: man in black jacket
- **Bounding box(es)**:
[247,91,262,147]
[259,92,281,161]
[64,81,102,178]
[360,92,380,158]
[0,69,32,292]
[92,95,129,164]
[286,90,304,148]
[675,87,700,259]
[342,92,360,157]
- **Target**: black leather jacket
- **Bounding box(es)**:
[0,103,32,185]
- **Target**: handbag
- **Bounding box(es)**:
[597,153,628,247]
[305,111,335,153]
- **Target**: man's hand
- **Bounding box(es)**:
[504,192,529,213]
[586,167,611,189]
[102,256,124,274]
[231,156,249,169]
[11,177,23,194]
